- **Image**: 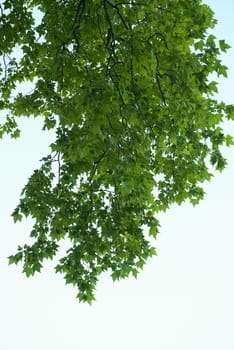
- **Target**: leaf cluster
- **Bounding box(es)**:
[1,0,233,302]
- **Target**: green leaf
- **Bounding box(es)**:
[219,39,231,52]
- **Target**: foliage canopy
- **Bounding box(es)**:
[1,0,233,302]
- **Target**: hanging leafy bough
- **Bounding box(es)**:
[2,0,233,302]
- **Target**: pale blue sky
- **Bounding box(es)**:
[1,1,234,349]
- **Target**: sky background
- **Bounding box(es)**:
[1,1,234,349]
